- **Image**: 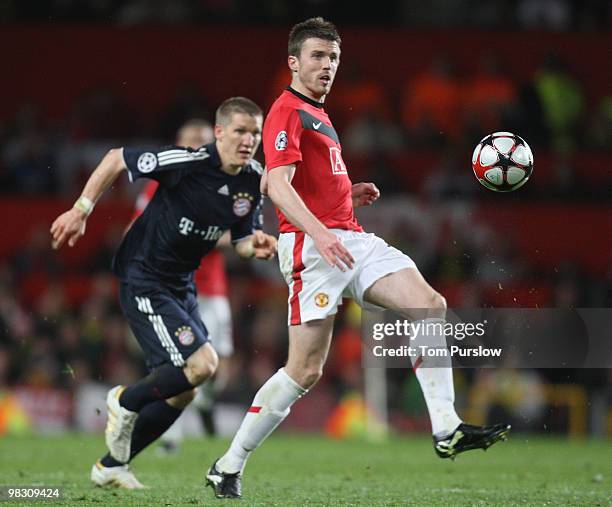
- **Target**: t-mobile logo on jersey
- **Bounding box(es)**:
[179,217,195,235]
[329,147,347,175]
[178,217,223,241]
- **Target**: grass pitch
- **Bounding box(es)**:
[0,433,610,506]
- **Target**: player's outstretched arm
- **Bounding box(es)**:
[351,182,380,208]
[267,165,354,271]
[234,231,277,260]
[50,148,127,250]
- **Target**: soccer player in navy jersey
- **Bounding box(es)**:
[207,19,509,499]
[131,120,236,452]
[51,97,277,488]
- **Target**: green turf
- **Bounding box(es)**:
[0,433,610,506]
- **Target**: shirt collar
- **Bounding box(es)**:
[286,86,324,109]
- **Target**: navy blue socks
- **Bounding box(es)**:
[119,364,193,412]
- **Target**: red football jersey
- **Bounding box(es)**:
[193,249,228,297]
[263,88,362,234]
[131,180,228,297]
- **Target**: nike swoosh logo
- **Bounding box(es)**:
[313,122,322,130]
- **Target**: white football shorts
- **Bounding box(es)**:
[198,295,234,357]
[278,229,416,325]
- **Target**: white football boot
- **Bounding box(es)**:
[90,461,146,489]
[105,385,138,463]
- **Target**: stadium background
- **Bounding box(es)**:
[1,1,611,444]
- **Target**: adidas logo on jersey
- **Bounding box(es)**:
[217,185,230,196]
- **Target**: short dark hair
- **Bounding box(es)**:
[215,97,263,126]
[288,17,341,57]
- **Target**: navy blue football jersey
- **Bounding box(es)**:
[113,142,263,286]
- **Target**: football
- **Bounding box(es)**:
[471,132,534,192]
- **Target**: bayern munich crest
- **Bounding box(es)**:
[232,192,254,217]
[175,325,195,346]
[137,152,157,173]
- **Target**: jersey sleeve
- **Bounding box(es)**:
[263,107,303,171]
[122,145,209,187]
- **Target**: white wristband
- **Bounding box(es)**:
[73,195,94,216]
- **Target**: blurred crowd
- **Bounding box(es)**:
[3,0,612,30]
[2,51,611,199]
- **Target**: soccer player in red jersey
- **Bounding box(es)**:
[207,18,510,499]
[130,120,235,450]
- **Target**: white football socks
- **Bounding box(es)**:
[217,368,306,474]
[410,318,462,437]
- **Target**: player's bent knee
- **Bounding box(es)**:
[424,291,447,319]
[300,366,324,389]
[431,291,447,310]
[185,344,218,386]
[285,360,324,388]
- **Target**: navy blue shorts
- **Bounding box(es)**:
[119,280,209,371]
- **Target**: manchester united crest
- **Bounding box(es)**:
[315,293,329,308]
